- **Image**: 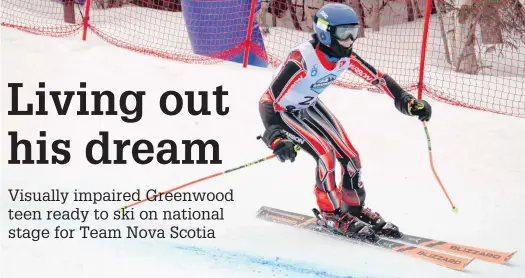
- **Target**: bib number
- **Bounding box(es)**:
[299,96,315,106]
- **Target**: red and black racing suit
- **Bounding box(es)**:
[259,39,415,214]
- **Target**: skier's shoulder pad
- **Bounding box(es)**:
[284,42,312,70]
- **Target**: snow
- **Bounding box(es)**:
[1,24,525,278]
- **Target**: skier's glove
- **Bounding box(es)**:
[395,92,432,122]
[271,138,299,162]
[260,125,299,162]
[408,99,432,122]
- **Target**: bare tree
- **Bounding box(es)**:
[405,0,425,22]
[440,0,525,74]
[434,0,452,64]
[479,1,503,44]
[406,0,415,21]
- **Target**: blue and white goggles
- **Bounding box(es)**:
[333,24,359,41]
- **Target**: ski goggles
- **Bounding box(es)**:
[333,24,359,42]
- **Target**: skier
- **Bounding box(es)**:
[258,3,432,242]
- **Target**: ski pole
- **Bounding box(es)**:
[422,121,458,213]
[120,153,277,210]
[120,136,300,210]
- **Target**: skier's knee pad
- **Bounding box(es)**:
[315,150,337,189]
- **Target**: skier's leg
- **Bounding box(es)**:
[259,96,376,240]
[278,111,340,211]
[279,112,376,240]
[304,100,366,208]
[305,100,402,238]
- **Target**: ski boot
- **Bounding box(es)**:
[354,207,403,239]
[312,208,379,243]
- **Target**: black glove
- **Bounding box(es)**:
[271,138,298,162]
[409,99,432,121]
[395,92,432,122]
[260,125,299,163]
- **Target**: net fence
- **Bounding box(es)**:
[2,0,524,117]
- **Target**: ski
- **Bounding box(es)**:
[256,206,473,271]
[392,233,516,265]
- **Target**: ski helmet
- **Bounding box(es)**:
[313,3,359,57]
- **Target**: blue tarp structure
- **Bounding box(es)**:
[180,0,268,67]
